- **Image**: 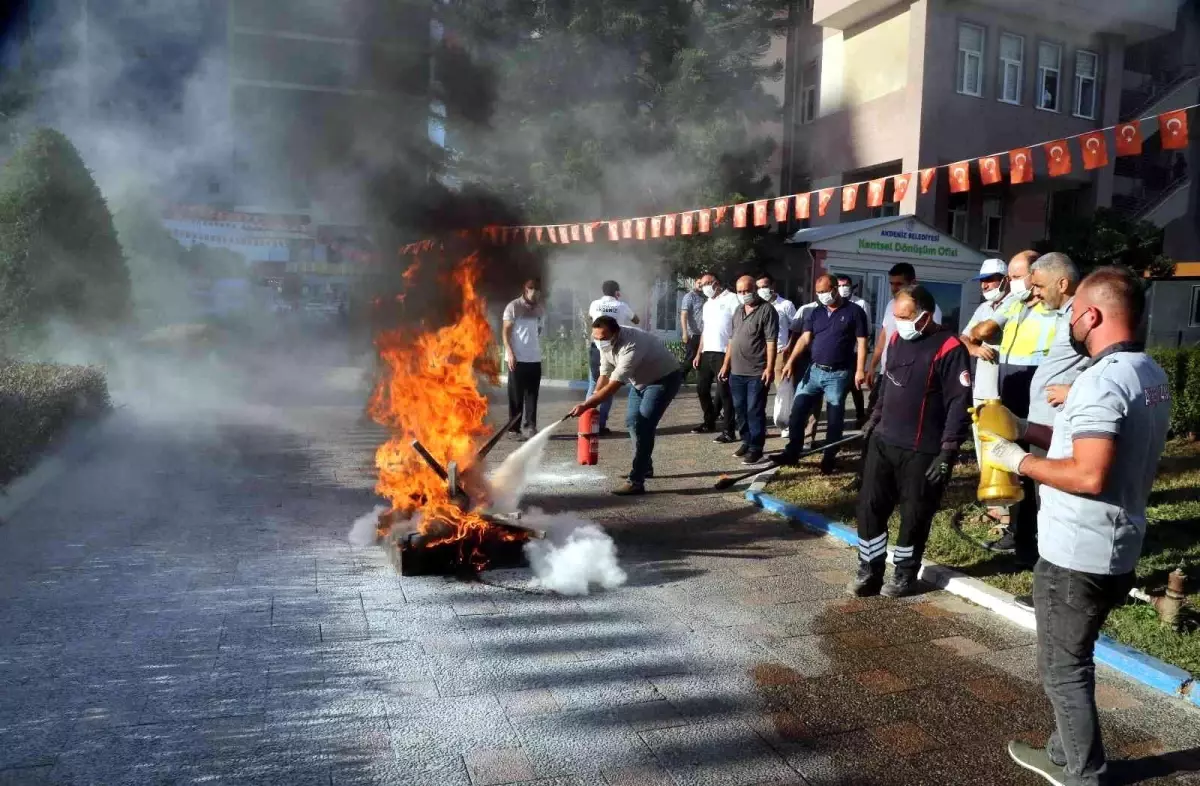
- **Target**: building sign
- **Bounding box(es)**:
[816,218,974,264]
[856,236,961,259]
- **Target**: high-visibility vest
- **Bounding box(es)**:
[999,298,1057,367]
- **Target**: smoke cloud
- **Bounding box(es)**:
[523,511,627,596]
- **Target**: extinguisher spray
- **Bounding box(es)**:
[577,408,600,465]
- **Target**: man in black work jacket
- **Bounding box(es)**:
[852,285,972,598]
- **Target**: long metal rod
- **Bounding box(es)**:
[477,413,522,460]
[410,439,449,480]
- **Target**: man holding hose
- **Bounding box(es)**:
[567,316,682,496]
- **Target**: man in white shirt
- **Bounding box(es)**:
[757,273,796,437]
[586,281,640,435]
[836,275,873,428]
[502,278,545,440]
[691,272,738,441]
[866,262,943,398]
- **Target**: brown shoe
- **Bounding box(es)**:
[612,482,645,496]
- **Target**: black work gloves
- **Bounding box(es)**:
[924,447,957,486]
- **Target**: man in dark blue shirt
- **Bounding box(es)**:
[773,273,869,472]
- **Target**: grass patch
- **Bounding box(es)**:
[767,441,1200,675]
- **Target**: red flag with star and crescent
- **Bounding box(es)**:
[698,209,712,233]
[1079,131,1108,170]
[680,212,694,235]
[607,222,619,242]
[621,220,634,239]
[795,193,811,219]
[583,223,595,243]
[774,197,790,224]
[949,161,971,193]
[1115,122,1143,156]
[919,168,936,194]
[979,156,1001,186]
[570,224,581,242]
[1010,148,1033,184]
[841,184,858,213]
[664,214,677,236]
[1044,140,1073,177]
[817,188,835,217]
[1160,109,1190,150]
[753,201,769,226]
[634,218,647,240]
[892,174,912,203]
[650,216,662,238]
[714,206,728,226]
[733,203,748,228]
[867,179,886,208]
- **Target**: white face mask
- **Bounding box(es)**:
[593,338,612,351]
[756,287,773,301]
[701,285,715,299]
[1010,278,1030,299]
[837,285,852,299]
[817,291,835,306]
[738,292,756,305]
[896,312,926,341]
[982,286,1004,303]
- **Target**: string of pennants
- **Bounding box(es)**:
[168,229,380,264]
[399,105,1194,256]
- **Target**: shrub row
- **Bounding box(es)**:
[0,362,110,487]
[1147,347,1200,438]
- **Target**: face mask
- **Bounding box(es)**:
[1009,278,1029,300]
[983,286,1004,303]
[817,291,835,306]
[837,285,852,299]
[1068,309,1093,357]
[896,312,926,341]
[757,287,773,301]
[702,285,715,299]
[738,292,756,305]
[593,338,612,351]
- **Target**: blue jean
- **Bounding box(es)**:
[785,366,851,466]
[587,344,613,429]
[729,374,768,451]
[625,370,683,485]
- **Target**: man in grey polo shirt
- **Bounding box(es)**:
[719,275,779,465]
[568,316,683,496]
[980,266,1170,786]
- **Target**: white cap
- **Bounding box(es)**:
[973,258,1008,280]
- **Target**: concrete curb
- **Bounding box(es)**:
[0,412,113,525]
[746,488,1199,708]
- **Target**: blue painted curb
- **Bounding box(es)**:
[747,488,1200,707]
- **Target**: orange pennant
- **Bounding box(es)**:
[753,201,768,227]
[919,168,936,194]
[546,226,559,244]
[1160,109,1189,150]
[583,223,595,243]
[607,222,619,242]
[1010,148,1033,184]
[774,197,790,223]
[733,203,748,228]
[949,161,971,193]
[621,220,634,239]
[570,224,581,242]
[681,212,694,235]
[1044,139,1072,177]
[698,209,712,233]
[1079,131,1108,170]
[635,218,647,240]
[795,193,811,219]
[714,206,728,226]
[1115,122,1143,156]
[979,156,1001,186]
[651,216,662,238]
[817,188,835,217]
[535,227,545,242]
[841,184,858,212]
[664,214,677,236]
[867,179,886,208]
[892,174,912,203]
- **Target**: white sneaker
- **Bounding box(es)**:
[780,429,790,439]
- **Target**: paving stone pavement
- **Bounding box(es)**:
[1,369,1198,786]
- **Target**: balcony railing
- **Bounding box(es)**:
[1120,65,1198,121]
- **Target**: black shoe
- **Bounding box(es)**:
[985,529,1017,554]
[768,451,798,466]
[818,462,838,476]
[598,427,614,437]
[881,570,919,598]
[712,433,737,444]
[742,451,765,465]
[733,444,750,458]
[847,562,885,597]
[1013,594,1034,612]
[691,424,715,434]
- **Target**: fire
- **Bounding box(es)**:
[369,253,503,555]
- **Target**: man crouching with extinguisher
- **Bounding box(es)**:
[567,315,683,496]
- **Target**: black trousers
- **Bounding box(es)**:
[696,350,733,434]
[508,361,541,432]
[850,386,866,427]
[856,436,948,573]
[1011,444,1046,563]
[682,335,701,380]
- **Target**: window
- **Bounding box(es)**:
[1037,42,1061,111]
[800,60,819,124]
[948,196,968,241]
[1192,286,1200,327]
[870,203,900,219]
[957,23,984,96]
[999,33,1023,104]
[1074,50,1099,119]
[982,197,1003,252]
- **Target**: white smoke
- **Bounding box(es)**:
[522,510,627,596]
[486,418,565,513]
[348,504,389,547]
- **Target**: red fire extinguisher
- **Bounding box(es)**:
[577,408,600,465]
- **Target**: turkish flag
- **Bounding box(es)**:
[547,226,560,243]
[583,223,595,243]
[621,219,634,239]
[634,218,647,240]
[570,224,581,242]
[774,197,790,223]
[1079,131,1108,170]
[979,156,1002,185]
[558,226,571,244]
[817,188,835,216]
[919,168,936,194]
[714,206,728,226]
[1044,139,1072,177]
[795,193,811,219]
[867,178,886,208]
[607,222,619,241]
[681,212,694,235]
[698,209,712,233]
[841,184,858,212]
[535,227,545,242]
[733,203,748,228]
[1160,109,1190,150]
[949,161,971,193]
[753,201,769,226]
[892,173,912,203]
[664,214,677,236]
[1010,148,1033,183]
[523,228,533,242]
[650,216,662,238]
[1115,122,1143,156]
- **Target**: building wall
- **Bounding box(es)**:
[1146,279,1200,347]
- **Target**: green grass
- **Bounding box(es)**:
[767,440,1200,675]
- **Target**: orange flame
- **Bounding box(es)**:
[369,253,503,553]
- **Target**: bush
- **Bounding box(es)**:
[0,362,110,487]
[1148,346,1200,438]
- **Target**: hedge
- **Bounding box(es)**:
[0,362,110,487]
[1147,347,1200,438]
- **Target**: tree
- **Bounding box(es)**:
[1035,207,1174,278]
[0,128,132,340]
[111,191,193,327]
[442,0,787,275]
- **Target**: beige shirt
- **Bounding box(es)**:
[599,326,680,390]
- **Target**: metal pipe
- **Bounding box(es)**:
[477,413,522,460]
[410,439,448,480]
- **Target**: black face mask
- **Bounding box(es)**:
[1068,309,1093,357]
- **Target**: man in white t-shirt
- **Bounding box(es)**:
[867,263,944,388]
[691,272,739,440]
[502,278,545,440]
[836,274,873,428]
[756,273,796,437]
[586,280,640,434]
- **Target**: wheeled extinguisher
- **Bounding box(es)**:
[577,408,600,465]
